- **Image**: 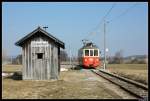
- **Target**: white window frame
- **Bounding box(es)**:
[84,49,89,57]
[89,49,94,56]
[83,49,99,57]
[94,49,99,57]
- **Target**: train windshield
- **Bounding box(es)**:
[84,49,99,56]
[90,50,93,56]
[94,49,98,56]
[85,50,89,56]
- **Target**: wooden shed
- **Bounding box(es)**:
[15,27,65,80]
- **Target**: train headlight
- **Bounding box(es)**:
[96,59,99,61]
[84,59,87,62]
[89,58,93,61]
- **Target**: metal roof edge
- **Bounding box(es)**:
[39,28,65,46]
[15,28,39,46]
[15,27,65,49]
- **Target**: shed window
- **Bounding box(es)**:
[85,50,89,56]
[94,50,98,56]
[37,53,43,59]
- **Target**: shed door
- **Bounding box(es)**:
[31,41,49,80]
[35,52,46,80]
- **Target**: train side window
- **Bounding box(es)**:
[94,50,98,56]
[85,50,89,56]
[90,50,93,56]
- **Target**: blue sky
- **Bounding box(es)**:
[2,2,148,57]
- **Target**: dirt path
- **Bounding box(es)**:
[59,69,136,99]
[2,69,136,99]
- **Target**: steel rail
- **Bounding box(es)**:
[99,69,148,90]
[91,69,148,99]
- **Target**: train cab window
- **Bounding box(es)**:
[85,50,89,56]
[90,50,93,56]
[94,50,98,56]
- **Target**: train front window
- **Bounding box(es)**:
[94,50,98,56]
[85,50,89,56]
[90,50,93,56]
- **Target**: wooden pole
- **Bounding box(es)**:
[104,20,106,70]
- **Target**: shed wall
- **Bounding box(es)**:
[22,36,59,80]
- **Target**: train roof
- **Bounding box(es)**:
[80,42,99,50]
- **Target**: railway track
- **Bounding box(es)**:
[91,69,148,100]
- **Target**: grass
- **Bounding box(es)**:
[2,64,148,85]
[2,64,145,99]
[2,65,22,73]
[107,64,148,85]
[2,69,123,99]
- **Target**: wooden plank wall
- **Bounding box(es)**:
[22,35,60,80]
[50,44,58,79]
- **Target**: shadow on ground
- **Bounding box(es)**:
[71,65,97,70]
[5,72,22,80]
[71,65,83,70]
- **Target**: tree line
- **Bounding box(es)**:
[107,50,147,64]
[2,49,147,65]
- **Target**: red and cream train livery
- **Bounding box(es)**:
[78,42,101,68]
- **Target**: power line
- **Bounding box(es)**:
[92,2,116,32]
[103,3,116,20]
[85,2,139,41]
[108,3,138,23]
[84,3,116,39]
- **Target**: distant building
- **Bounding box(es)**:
[15,27,65,80]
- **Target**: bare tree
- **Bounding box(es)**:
[15,54,22,64]
[2,48,8,65]
[109,50,124,64]
[60,50,68,62]
[114,50,124,64]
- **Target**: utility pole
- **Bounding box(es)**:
[11,56,13,64]
[69,46,72,68]
[103,20,106,70]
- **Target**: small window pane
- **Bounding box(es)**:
[37,53,43,59]
[90,50,93,56]
[94,50,98,56]
[85,50,89,56]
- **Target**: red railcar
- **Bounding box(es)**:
[78,42,101,69]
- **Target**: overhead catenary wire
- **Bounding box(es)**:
[84,3,116,40]
[108,2,138,23]
[84,2,139,40]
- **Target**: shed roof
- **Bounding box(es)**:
[15,27,65,49]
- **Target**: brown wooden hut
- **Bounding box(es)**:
[15,27,65,80]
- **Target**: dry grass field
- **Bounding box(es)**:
[2,65,22,72]
[2,64,148,85]
[107,64,148,85]
[2,67,132,99]
[2,64,148,99]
